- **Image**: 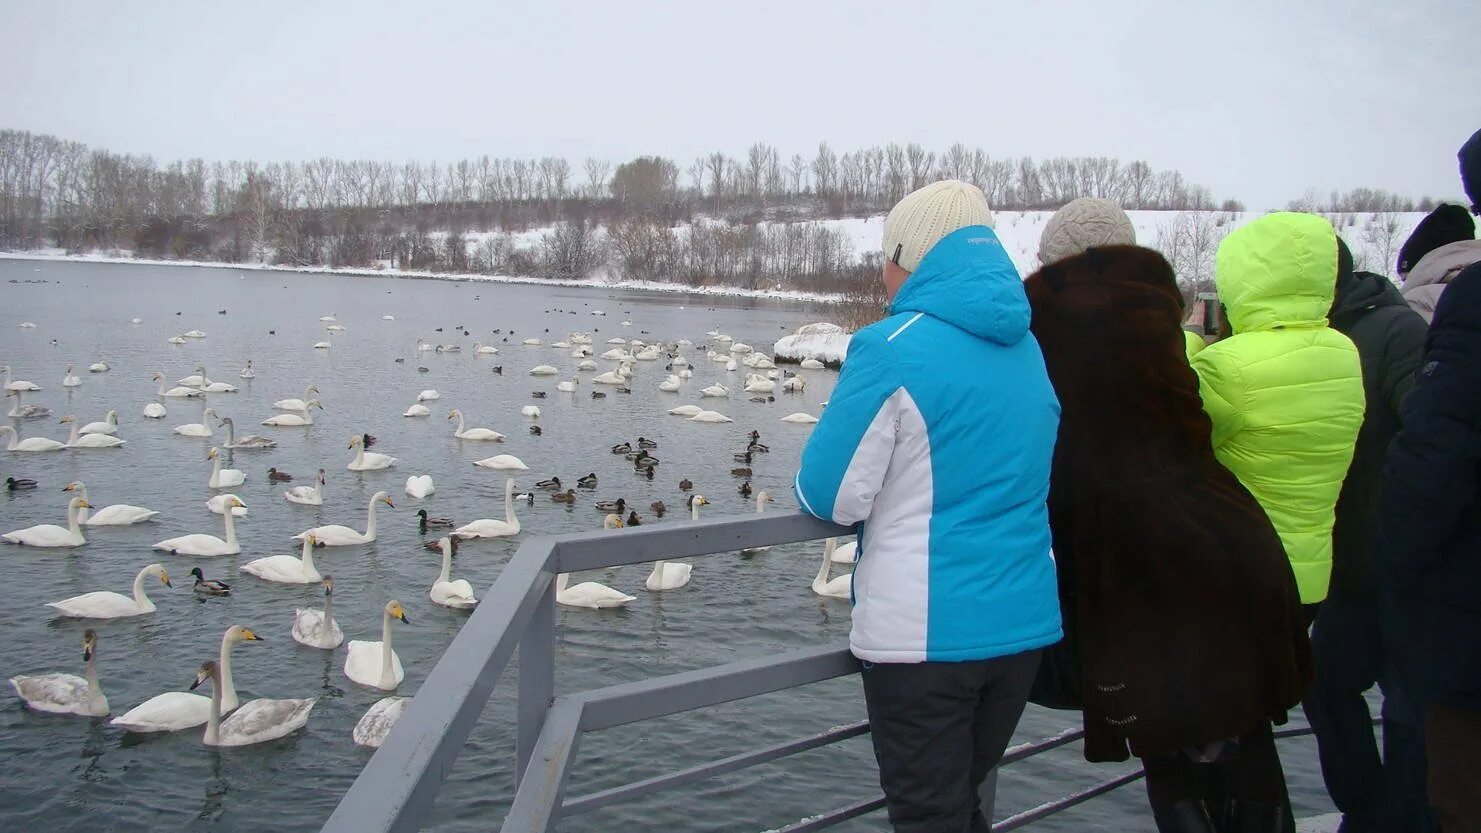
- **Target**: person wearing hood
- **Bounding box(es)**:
[1025,199,1312,833]
[1303,238,1432,832]
[1191,212,1366,609]
[1396,203,1479,323]
[795,180,1061,833]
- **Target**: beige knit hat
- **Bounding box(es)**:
[882,180,995,273]
[1038,198,1137,267]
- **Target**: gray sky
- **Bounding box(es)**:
[2,0,1477,209]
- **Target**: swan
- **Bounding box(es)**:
[168,335,186,345]
[592,371,624,385]
[799,358,826,370]
[522,338,542,346]
[744,376,776,394]
[2,365,41,392]
[4,497,89,547]
[189,660,315,747]
[173,407,219,437]
[261,400,323,426]
[814,539,854,599]
[154,497,243,556]
[293,491,393,546]
[405,475,435,499]
[320,313,337,322]
[177,365,210,387]
[285,469,326,505]
[61,364,81,387]
[529,365,560,376]
[273,386,320,411]
[78,410,118,436]
[10,629,109,716]
[659,375,681,392]
[831,540,859,564]
[241,534,321,584]
[110,625,262,732]
[647,498,704,591]
[430,537,477,609]
[183,329,206,339]
[153,372,204,398]
[449,410,504,441]
[521,405,541,418]
[414,390,439,403]
[200,378,238,393]
[313,335,333,349]
[63,482,158,525]
[472,454,527,471]
[239,360,256,379]
[730,342,753,353]
[739,491,774,556]
[344,600,409,690]
[700,384,729,398]
[453,479,521,538]
[5,389,51,418]
[353,697,411,748]
[143,402,167,419]
[0,425,67,452]
[403,403,431,417]
[206,448,246,488]
[473,342,499,355]
[207,493,249,517]
[59,416,127,449]
[48,563,170,618]
[556,377,579,392]
[688,410,733,424]
[668,405,702,416]
[293,577,344,649]
[558,516,634,608]
[577,358,599,370]
[347,434,396,470]
[781,412,820,424]
[220,416,277,449]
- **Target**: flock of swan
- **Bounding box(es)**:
[1,310,851,758]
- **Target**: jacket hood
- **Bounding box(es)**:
[1404,239,1481,291]
[1331,269,1409,330]
[1215,212,1337,333]
[890,225,1029,346]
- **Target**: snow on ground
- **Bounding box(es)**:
[774,323,850,367]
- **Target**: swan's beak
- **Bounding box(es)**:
[397,611,410,624]
[77,500,91,509]
[384,497,396,508]
[241,628,263,642]
[160,571,172,587]
[62,482,77,492]
[190,668,210,690]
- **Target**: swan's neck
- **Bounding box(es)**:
[69,502,85,541]
[218,633,240,711]
[106,412,117,429]
[205,667,222,744]
[649,561,668,582]
[691,503,701,521]
[504,482,517,526]
[365,498,379,538]
[132,569,155,611]
[454,413,465,435]
[84,653,103,710]
[222,508,238,545]
[556,573,569,594]
[156,378,167,396]
[301,537,316,575]
[222,421,234,445]
[74,485,90,522]
[322,593,335,631]
[353,446,366,467]
[438,548,453,584]
[379,612,396,688]
[313,478,324,501]
[210,455,222,482]
[66,421,80,446]
[816,540,835,588]
[3,430,15,450]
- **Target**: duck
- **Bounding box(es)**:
[189,660,315,747]
[814,539,854,599]
[472,454,527,471]
[3,496,89,547]
[347,434,397,470]
[591,391,606,399]
[535,476,562,490]
[625,510,643,527]
[429,537,477,609]
[353,697,412,748]
[732,466,753,478]
[0,425,66,452]
[650,500,667,517]
[190,567,232,596]
[5,477,38,491]
[261,400,323,426]
[747,440,770,454]
[206,448,246,488]
[48,563,171,618]
[448,409,505,441]
[551,489,577,504]
[285,469,326,505]
[638,437,658,449]
[294,491,394,546]
[9,629,108,716]
[576,472,598,488]
[155,498,244,556]
[344,600,410,690]
[646,498,704,591]
[417,509,454,532]
[272,386,320,411]
[738,480,752,497]
[293,577,344,649]
[733,450,753,463]
[241,534,321,584]
[267,467,294,482]
[63,482,158,525]
[594,497,626,513]
[79,410,119,436]
[405,474,435,499]
[610,442,632,454]
[557,516,635,608]
[220,417,277,449]
[679,478,693,491]
[453,479,521,538]
[531,391,547,399]
[108,625,262,732]
[152,372,205,399]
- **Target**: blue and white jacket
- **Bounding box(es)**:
[795,226,1062,664]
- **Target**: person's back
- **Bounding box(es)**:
[1191,212,1365,606]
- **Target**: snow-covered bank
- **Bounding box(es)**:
[774,323,851,368]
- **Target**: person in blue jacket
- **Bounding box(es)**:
[794,180,1062,833]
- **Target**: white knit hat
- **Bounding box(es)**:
[882,180,995,273]
[1038,198,1137,266]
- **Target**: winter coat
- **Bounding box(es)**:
[1402,239,1481,323]
[1184,329,1207,359]
[1379,265,1481,710]
[1025,245,1312,762]
[1327,269,1428,599]
[795,225,1062,664]
[1191,213,1365,604]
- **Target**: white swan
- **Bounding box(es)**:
[472,342,499,355]
[453,479,521,538]
[449,410,504,441]
[10,629,109,716]
[273,386,320,411]
[529,365,560,376]
[313,335,333,349]
[2,365,41,392]
[781,412,819,424]
[831,540,858,564]
[60,416,126,449]
[744,376,776,394]
[415,338,433,352]
[200,378,238,393]
[814,539,853,599]
[647,499,702,591]
[558,516,634,608]
[688,410,733,424]
[177,365,209,387]
[173,407,219,437]
[110,625,261,732]
[344,600,409,690]
[293,577,344,649]
[79,410,119,436]
[261,400,322,426]
[190,659,314,747]
[740,491,774,556]
[472,454,527,471]
[61,364,81,387]
[320,313,337,322]
[659,375,681,392]
[353,697,411,748]
[347,434,396,470]
[522,338,542,346]
[154,497,243,556]
[220,416,277,448]
[799,358,826,370]
[285,469,326,505]
[416,389,440,402]
[183,329,206,339]
[521,405,541,418]
[6,389,51,418]
[63,481,158,525]
[700,384,729,398]
[239,360,256,379]
[577,358,598,370]
[242,534,321,584]
[143,402,167,419]
[293,491,393,546]
[403,403,431,417]
[405,475,435,499]
[430,537,477,609]
[206,447,246,488]
[781,376,806,392]
[0,425,67,452]
[206,493,249,517]
[592,370,624,385]
[153,372,204,398]
[4,497,89,547]
[668,405,702,416]
[48,563,171,618]
[556,377,579,392]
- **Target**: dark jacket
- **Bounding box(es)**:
[1327,268,1428,598]
[1379,265,1481,710]
[1025,245,1312,762]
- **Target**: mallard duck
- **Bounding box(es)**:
[637,437,658,449]
[732,466,752,477]
[625,510,642,527]
[748,396,769,403]
[747,430,762,442]
[633,451,659,467]
[748,441,770,454]
[594,497,625,512]
[591,391,606,399]
[267,468,294,483]
[679,478,693,491]
[551,489,577,504]
[529,425,542,436]
[513,492,535,504]
[576,472,598,488]
[536,477,563,490]
[417,509,455,532]
[5,477,37,491]
[190,567,232,596]
[650,501,667,517]
[638,465,655,480]
[738,480,752,498]
[491,366,502,375]
[615,386,631,394]
[531,391,547,399]
[610,442,632,454]
[733,450,753,463]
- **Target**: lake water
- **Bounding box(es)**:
[0,259,1336,832]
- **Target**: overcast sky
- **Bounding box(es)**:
[2,0,1477,209]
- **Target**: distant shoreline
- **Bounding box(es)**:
[0,251,843,305]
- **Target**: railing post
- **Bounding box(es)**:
[517,576,555,783]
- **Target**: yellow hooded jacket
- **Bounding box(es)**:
[1191,213,1365,603]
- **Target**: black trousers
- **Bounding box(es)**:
[1427,703,1481,833]
[861,649,1041,833]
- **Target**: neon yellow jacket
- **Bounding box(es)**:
[1191,213,1364,603]
[1184,329,1207,359]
